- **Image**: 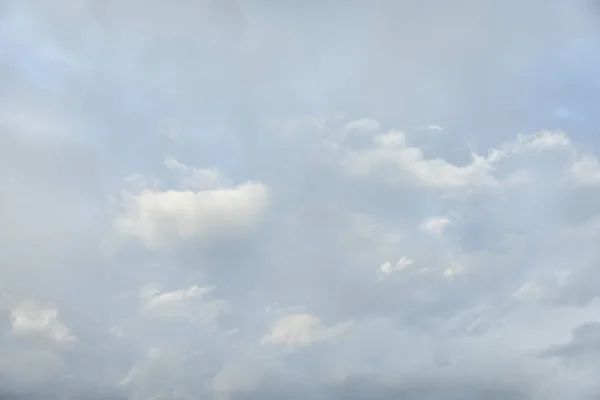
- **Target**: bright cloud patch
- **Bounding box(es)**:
[419,217,452,236]
[339,130,500,189]
[11,301,77,344]
[512,131,572,153]
[261,314,353,348]
[138,284,230,323]
[114,159,269,249]
[379,256,414,276]
[570,154,600,186]
[280,119,575,191]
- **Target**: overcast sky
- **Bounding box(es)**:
[3,0,600,399]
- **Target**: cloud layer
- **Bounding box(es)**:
[3,0,600,399]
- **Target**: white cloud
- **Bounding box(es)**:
[138,284,230,324]
[379,256,414,276]
[512,131,572,153]
[339,130,500,189]
[115,184,268,249]
[10,301,77,344]
[570,154,600,185]
[420,217,452,237]
[274,118,576,192]
[114,161,270,249]
[427,124,444,132]
[311,126,576,192]
[261,313,353,348]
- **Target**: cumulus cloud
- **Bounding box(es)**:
[274,118,575,193]
[4,0,600,399]
[114,159,270,249]
[338,130,501,189]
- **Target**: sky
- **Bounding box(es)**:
[3,0,600,399]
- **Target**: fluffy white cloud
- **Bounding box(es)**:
[339,130,500,189]
[279,119,574,192]
[114,159,270,249]
[379,256,414,276]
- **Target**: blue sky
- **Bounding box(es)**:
[3,1,600,399]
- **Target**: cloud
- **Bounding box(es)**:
[273,118,574,193]
[379,256,414,276]
[3,0,600,398]
[10,301,77,345]
[342,118,381,135]
[420,217,452,237]
[261,314,353,348]
[511,131,572,153]
[339,130,501,189]
[570,154,600,185]
[138,284,230,324]
[114,159,270,249]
